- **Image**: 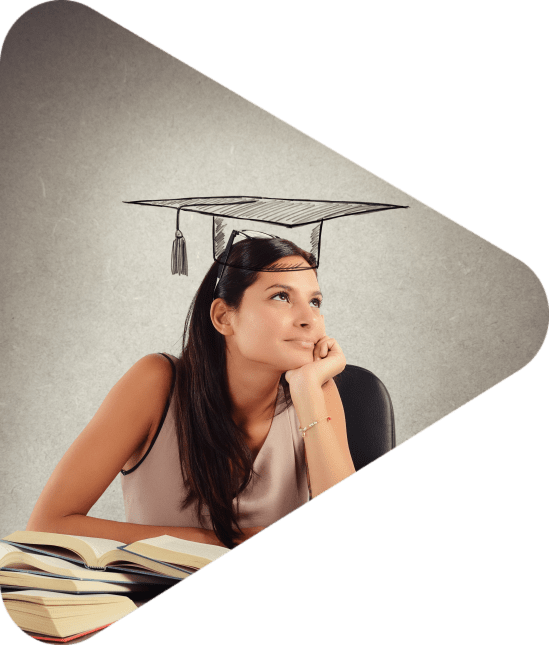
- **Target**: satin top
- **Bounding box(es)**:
[119,357,309,529]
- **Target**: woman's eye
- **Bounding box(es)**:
[272,292,290,302]
[271,292,322,307]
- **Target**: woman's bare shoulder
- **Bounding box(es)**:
[125,353,179,392]
[156,353,180,366]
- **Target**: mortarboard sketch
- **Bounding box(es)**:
[125,195,408,276]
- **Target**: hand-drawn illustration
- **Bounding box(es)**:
[125,195,407,274]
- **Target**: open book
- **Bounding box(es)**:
[2,589,136,639]
[2,531,229,579]
[0,570,158,594]
[0,542,175,586]
[119,534,230,569]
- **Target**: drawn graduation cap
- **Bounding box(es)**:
[124,196,408,278]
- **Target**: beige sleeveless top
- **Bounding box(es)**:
[119,355,309,529]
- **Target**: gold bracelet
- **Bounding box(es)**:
[300,416,331,438]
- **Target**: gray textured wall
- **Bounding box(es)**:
[0,2,547,535]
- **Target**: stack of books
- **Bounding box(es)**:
[1,531,229,641]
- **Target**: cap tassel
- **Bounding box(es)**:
[171,206,188,276]
[171,230,188,276]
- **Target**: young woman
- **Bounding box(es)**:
[27,237,356,548]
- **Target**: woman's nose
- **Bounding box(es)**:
[294,302,320,328]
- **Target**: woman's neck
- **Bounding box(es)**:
[225,352,281,429]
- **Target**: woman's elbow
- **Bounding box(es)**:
[26,503,72,534]
[26,512,58,533]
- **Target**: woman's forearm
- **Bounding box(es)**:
[290,380,355,498]
[26,513,224,547]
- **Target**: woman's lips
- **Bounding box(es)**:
[286,340,315,349]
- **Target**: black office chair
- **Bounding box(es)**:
[334,364,395,470]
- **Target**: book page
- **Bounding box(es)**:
[1,590,130,605]
[0,571,139,594]
[3,552,165,584]
[12,544,88,563]
[70,536,125,559]
[0,541,21,559]
[2,532,125,563]
[0,544,87,572]
[6,554,91,574]
[126,534,229,561]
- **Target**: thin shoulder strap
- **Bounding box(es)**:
[120,353,177,476]
[159,352,177,375]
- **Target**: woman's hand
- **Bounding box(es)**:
[285,335,346,390]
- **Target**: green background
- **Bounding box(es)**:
[0,0,549,645]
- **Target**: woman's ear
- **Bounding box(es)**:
[210,298,235,336]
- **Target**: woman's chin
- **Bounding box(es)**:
[282,354,315,371]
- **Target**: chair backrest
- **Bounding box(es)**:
[334,364,395,471]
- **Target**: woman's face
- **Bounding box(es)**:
[225,256,326,372]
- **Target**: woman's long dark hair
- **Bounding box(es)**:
[172,238,317,548]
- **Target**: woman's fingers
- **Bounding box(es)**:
[314,335,335,360]
[287,336,346,389]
